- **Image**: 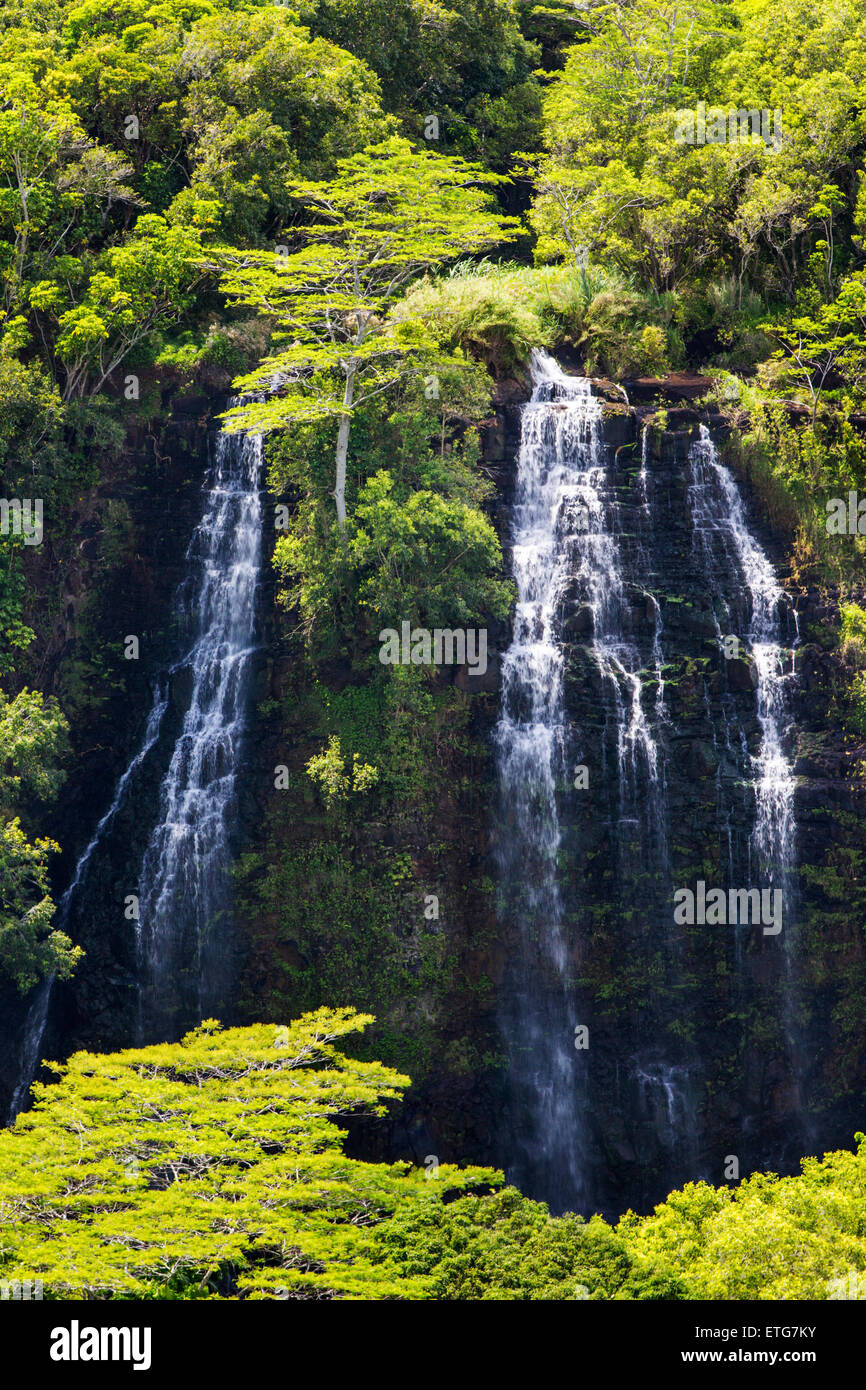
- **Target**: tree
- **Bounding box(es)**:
[0,688,78,992]
[347,469,514,628]
[617,1135,866,1299]
[264,359,510,661]
[0,95,85,312]
[294,0,543,166]
[178,6,393,239]
[762,270,866,426]
[1,1004,863,1300]
[374,1183,636,1299]
[542,0,729,161]
[54,213,206,398]
[0,818,79,992]
[0,1008,498,1298]
[217,136,519,529]
[0,686,68,803]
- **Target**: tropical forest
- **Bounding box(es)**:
[0,0,865,1322]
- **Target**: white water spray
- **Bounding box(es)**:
[688,425,797,889]
[136,426,264,1038]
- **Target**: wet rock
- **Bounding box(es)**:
[725,655,758,691]
[561,603,594,639]
[688,739,720,777]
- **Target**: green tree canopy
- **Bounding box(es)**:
[0,1008,498,1298]
[294,0,543,166]
[218,135,519,527]
[0,687,78,992]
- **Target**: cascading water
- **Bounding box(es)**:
[8,979,53,1122]
[495,350,594,1210]
[7,420,264,1118]
[687,426,798,896]
[496,351,672,1211]
[7,689,169,1121]
[136,426,264,1041]
[496,360,803,1210]
[686,426,804,1124]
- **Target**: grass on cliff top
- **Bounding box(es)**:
[395,260,681,378]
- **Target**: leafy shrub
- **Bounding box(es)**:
[840,602,866,665]
[305,733,378,807]
[400,261,683,379]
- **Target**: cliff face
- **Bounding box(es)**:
[2,374,863,1221]
[0,380,262,1114]
[258,381,865,1217]
[497,390,864,1215]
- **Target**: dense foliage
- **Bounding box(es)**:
[0,1008,498,1298]
[1,0,866,1301]
[0,1011,863,1299]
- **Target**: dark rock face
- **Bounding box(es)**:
[0,387,270,1115]
[373,380,866,1218]
[3,371,864,1226]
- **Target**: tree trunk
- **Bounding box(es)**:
[333,362,356,531]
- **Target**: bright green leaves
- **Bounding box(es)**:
[181,6,393,213]
[542,0,730,162]
[2,1006,861,1299]
[532,0,866,302]
[376,1185,637,1300]
[761,269,866,423]
[617,1137,866,1300]
[265,351,509,666]
[218,135,518,526]
[0,98,85,312]
[0,687,73,991]
[0,818,77,992]
[0,687,68,804]
[0,0,401,413]
[55,213,206,397]
[294,0,542,166]
[349,469,513,631]
[218,136,520,383]
[0,1009,499,1299]
[305,733,378,808]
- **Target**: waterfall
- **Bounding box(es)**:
[495,350,594,1209]
[496,351,671,1211]
[496,363,803,1208]
[7,421,263,1118]
[686,425,805,1132]
[6,688,170,1122]
[7,978,53,1122]
[687,426,798,901]
[136,426,264,1040]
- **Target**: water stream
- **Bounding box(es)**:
[496,359,801,1209]
[7,422,264,1117]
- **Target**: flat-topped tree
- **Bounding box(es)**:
[216,136,519,529]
